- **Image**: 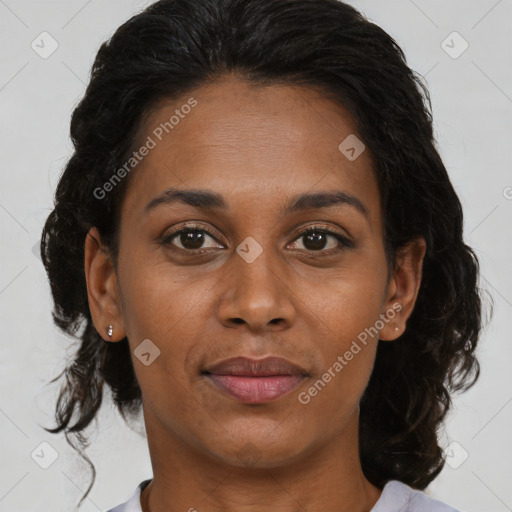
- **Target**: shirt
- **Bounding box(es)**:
[106,478,460,511]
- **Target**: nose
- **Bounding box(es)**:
[216,241,296,332]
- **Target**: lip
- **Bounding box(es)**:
[202,356,309,404]
[203,356,308,376]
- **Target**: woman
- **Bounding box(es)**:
[40,0,486,511]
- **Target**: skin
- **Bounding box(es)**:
[85,73,426,512]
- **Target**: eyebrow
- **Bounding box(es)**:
[144,187,369,220]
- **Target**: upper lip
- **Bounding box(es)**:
[202,356,309,377]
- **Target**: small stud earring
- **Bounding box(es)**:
[394,326,400,331]
[107,324,113,340]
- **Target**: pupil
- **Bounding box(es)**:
[181,229,204,249]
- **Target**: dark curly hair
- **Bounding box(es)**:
[40,0,491,508]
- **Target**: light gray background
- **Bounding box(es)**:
[0,0,511,511]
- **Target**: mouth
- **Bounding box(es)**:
[201,356,309,404]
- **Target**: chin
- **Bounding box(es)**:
[205,430,315,470]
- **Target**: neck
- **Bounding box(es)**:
[140,405,382,512]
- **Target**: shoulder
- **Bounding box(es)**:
[371,480,460,512]
[104,479,151,512]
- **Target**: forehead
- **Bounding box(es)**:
[120,74,382,229]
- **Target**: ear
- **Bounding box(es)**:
[379,236,426,341]
[84,227,126,342]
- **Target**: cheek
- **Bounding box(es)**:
[295,263,384,405]
[303,259,385,342]
[117,262,214,384]
[118,259,201,339]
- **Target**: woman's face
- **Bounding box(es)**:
[87,73,424,469]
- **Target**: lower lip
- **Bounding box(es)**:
[205,374,305,403]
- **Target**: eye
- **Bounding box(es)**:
[161,224,224,253]
[161,223,353,256]
[288,226,353,254]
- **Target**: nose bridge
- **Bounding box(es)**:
[237,235,279,286]
[216,234,295,329]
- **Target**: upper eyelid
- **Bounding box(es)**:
[164,222,223,242]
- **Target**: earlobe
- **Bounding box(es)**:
[84,227,126,342]
[379,236,427,342]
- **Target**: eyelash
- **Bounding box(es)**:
[160,223,353,256]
